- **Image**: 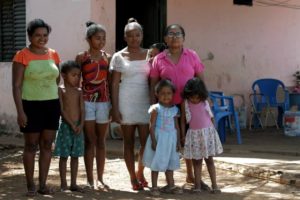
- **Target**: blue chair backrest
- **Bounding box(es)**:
[252,78,286,105]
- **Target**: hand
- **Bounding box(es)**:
[71,124,78,133]
[17,111,27,128]
[151,139,157,151]
[180,136,186,148]
[176,142,181,152]
[112,109,122,123]
[75,124,83,134]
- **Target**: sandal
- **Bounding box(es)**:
[70,185,85,193]
[26,190,37,197]
[211,187,221,194]
[131,180,144,191]
[138,179,148,188]
[191,188,202,194]
[201,181,211,191]
[97,181,110,191]
[161,185,183,194]
[150,187,160,196]
[37,187,54,195]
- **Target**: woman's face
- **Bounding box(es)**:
[88,31,106,50]
[164,27,184,49]
[29,27,49,49]
[124,28,143,48]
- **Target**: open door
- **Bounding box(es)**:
[116,0,166,51]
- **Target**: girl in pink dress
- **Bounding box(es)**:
[181,78,223,194]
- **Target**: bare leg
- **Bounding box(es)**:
[204,157,218,189]
[185,159,194,183]
[192,159,203,190]
[95,123,109,187]
[59,157,68,190]
[84,121,96,186]
[151,171,159,188]
[136,124,149,184]
[122,124,142,190]
[38,129,56,193]
[23,133,39,192]
[165,170,175,187]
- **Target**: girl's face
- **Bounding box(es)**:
[157,86,173,106]
[188,95,202,104]
[29,27,49,49]
[63,68,81,87]
[124,28,143,48]
[148,47,160,59]
[164,27,184,49]
[88,31,106,50]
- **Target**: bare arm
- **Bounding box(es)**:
[150,77,160,105]
[149,109,158,151]
[58,88,77,132]
[12,62,26,127]
[180,102,186,147]
[78,89,85,134]
[195,72,204,81]
[175,115,181,151]
[111,70,122,123]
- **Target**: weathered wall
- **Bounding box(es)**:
[167,0,300,96]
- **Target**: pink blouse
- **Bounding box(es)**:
[150,48,204,104]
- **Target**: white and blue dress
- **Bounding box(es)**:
[143,103,180,172]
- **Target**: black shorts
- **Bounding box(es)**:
[20,99,61,133]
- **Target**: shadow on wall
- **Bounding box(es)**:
[0,113,19,135]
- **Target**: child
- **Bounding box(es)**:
[147,43,166,63]
[143,79,183,196]
[181,77,223,194]
[54,60,85,192]
[75,21,111,190]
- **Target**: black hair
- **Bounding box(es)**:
[60,60,81,74]
[85,21,106,39]
[124,17,143,34]
[182,78,208,100]
[150,43,167,53]
[27,18,52,37]
[155,79,176,94]
[164,24,185,38]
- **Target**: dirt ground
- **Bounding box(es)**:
[1,137,300,200]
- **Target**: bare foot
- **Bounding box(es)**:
[70,185,85,193]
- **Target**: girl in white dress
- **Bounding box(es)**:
[181,78,223,194]
[110,18,150,190]
[143,79,182,196]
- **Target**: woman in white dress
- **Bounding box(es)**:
[110,18,150,190]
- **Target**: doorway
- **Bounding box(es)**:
[116,0,166,51]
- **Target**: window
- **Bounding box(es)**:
[0,0,26,62]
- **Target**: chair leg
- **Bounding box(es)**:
[217,118,226,143]
[233,113,242,144]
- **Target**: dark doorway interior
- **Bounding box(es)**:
[116,0,166,51]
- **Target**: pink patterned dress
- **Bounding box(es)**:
[183,100,223,160]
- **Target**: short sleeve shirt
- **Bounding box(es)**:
[13,48,60,101]
[150,48,204,104]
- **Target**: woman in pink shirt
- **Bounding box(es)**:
[149,24,209,190]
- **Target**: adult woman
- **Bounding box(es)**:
[110,18,149,190]
[12,19,60,196]
[149,24,210,190]
[75,21,111,189]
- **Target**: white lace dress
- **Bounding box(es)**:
[183,100,223,160]
[110,52,150,124]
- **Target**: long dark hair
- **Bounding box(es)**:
[182,78,208,100]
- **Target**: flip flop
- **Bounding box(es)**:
[26,190,36,197]
[37,187,54,195]
[70,186,85,193]
[211,188,221,194]
[131,180,144,191]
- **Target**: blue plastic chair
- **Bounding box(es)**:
[250,78,290,128]
[209,92,242,144]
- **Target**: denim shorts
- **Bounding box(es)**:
[84,101,111,124]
